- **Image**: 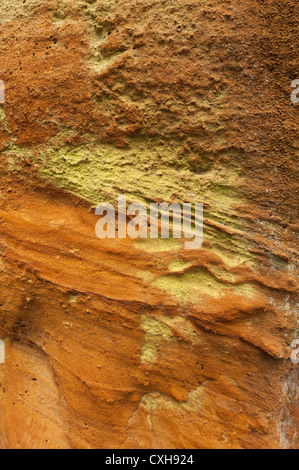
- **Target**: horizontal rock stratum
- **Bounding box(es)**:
[0,0,298,449]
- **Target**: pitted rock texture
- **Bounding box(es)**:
[0,0,298,449]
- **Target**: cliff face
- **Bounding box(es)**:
[0,0,298,449]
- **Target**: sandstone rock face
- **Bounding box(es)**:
[0,0,298,449]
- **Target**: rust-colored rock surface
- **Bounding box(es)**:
[0,0,298,449]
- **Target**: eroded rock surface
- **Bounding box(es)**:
[0,0,298,448]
